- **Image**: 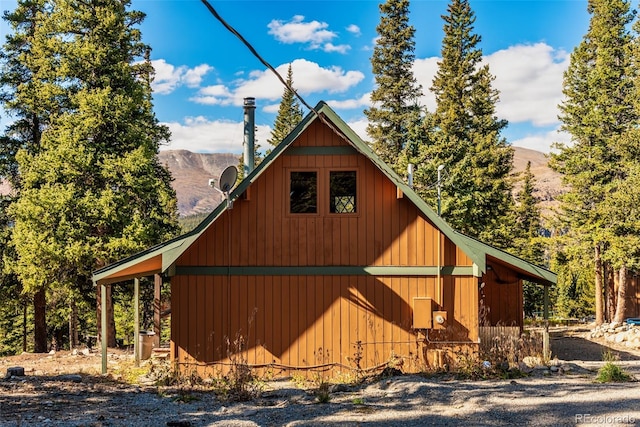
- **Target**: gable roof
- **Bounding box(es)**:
[93,101,556,286]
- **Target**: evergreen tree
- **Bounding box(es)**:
[512,162,545,316]
[1,0,179,351]
[413,0,513,246]
[1,0,57,352]
[365,0,423,174]
[549,0,637,325]
[267,64,304,150]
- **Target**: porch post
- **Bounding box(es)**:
[134,277,140,367]
[101,283,107,375]
[543,284,550,361]
[153,274,162,348]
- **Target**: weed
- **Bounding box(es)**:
[315,381,331,403]
[596,362,632,383]
[223,333,261,401]
[311,347,332,403]
[173,391,201,403]
[352,397,365,405]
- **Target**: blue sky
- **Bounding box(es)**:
[1,0,592,154]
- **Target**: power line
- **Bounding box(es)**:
[199,0,364,152]
[199,0,317,115]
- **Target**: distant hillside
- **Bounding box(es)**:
[163,147,565,218]
[1,148,565,219]
[158,150,239,217]
[511,146,565,218]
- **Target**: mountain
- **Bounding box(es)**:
[158,150,239,217]
[510,146,565,218]
[162,147,565,218]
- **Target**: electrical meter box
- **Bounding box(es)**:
[413,297,434,329]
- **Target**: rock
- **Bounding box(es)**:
[522,356,542,367]
[5,367,25,378]
[614,332,627,343]
[550,366,560,373]
[58,374,82,383]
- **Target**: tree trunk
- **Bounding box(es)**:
[69,299,78,349]
[595,244,604,325]
[96,285,117,347]
[606,264,616,322]
[22,302,27,353]
[33,288,47,353]
[613,265,628,324]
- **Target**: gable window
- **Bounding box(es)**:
[330,171,357,213]
[290,171,317,213]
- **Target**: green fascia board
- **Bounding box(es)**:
[93,101,556,286]
[455,231,557,285]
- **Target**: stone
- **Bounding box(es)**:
[5,367,25,378]
[614,332,627,343]
[58,374,82,383]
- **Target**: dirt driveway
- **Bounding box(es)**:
[1,326,639,427]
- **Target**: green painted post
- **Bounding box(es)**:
[543,284,550,361]
[134,278,140,367]
[101,283,107,375]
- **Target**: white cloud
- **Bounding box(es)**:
[511,127,572,153]
[183,64,214,88]
[323,43,351,54]
[189,59,365,107]
[327,93,371,110]
[161,117,271,154]
[413,57,440,111]
[346,24,361,36]
[346,118,370,143]
[151,59,213,95]
[487,43,569,127]
[268,15,347,52]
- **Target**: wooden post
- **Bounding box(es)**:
[543,284,550,361]
[154,274,162,348]
[101,283,107,375]
[134,278,140,367]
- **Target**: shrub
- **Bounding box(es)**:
[596,362,631,383]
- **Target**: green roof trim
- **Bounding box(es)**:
[92,101,556,286]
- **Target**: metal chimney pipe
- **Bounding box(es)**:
[243,97,256,176]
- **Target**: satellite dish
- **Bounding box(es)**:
[218,166,238,193]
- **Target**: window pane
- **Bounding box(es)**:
[330,171,356,213]
[290,171,317,213]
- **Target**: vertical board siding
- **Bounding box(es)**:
[171,119,484,376]
[179,124,456,270]
[172,274,479,375]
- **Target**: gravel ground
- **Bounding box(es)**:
[1,326,639,427]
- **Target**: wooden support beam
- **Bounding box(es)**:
[101,283,107,375]
[134,278,140,367]
[543,284,550,361]
[154,274,162,348]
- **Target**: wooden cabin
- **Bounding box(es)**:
[93,101,556,377]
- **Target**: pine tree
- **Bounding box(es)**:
[2,0,179,351]
[512,162,545,316]
[268,64,304,150]
[549,0,637,325]
[1,0,56,352]
[365,0,423,174]
[414,0,513,245]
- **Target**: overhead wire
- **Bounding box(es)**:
[199,0,357,149]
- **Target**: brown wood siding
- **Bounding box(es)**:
[171,274,478,375]
[178,121,469,269]
[625,275,640,319]
[480,262,523,327]
[171,119,481,376]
